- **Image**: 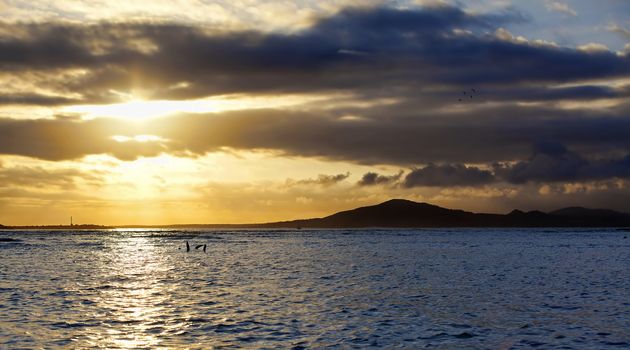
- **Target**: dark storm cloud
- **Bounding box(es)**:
[357,171,402,186]
[1,5,629,104]
[155,103,630,166]
[403,164,495,187]
[1,104,630,165]
[0,93,80,106]
[495,142,630,184]
[1,108,630,183]
[356,143,630,188]
[0,23,147,70]
[485,85,625,102]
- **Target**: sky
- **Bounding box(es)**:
[1,0,630,225]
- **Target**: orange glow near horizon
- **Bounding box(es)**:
[0,152,412,226]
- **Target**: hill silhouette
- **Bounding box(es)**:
[549,206,628,217]
[2,199,629,228]
[260,199,630,228]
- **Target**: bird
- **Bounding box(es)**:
[203,244,207,253]
[195,244,204,250]
[186,241,190,252]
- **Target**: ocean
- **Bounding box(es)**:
[1,228,628,349]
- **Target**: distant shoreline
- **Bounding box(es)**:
[2,199,630,229]
[2,226,630,231]
[2,225,630,231]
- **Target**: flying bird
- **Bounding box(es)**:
[458,88,478,101]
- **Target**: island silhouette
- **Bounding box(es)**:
[2,199,630,229]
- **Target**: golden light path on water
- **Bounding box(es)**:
[80,230,185,348]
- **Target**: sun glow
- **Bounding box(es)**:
[64,94,330,120]
[111,134,165,143]
[66,99,208,120]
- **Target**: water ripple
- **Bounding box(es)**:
[0,228,629,348]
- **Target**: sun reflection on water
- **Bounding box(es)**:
[83,232,185,349]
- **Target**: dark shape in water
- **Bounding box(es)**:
[186,241,190,252]
[454,332,476,339]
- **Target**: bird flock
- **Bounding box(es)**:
[458,88,478,102]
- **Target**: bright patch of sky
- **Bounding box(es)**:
[410,0,629,51]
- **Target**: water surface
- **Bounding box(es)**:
[1,228,629,349]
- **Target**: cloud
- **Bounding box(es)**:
[0,117,167,161]
[545,1,577,16]
[577,43,610,53]
[357,171,402,186]
[156,107,630,165]
[494,142,630,184]
[495,142,584,184]
[0,5,629,189]
[0,5,628,106]
[2,103,630,167]
[488,85,623,101]
[607,23,630,40]
[287,172,350,187]
[0,93,80,106]
[403,163,495,187]
[0,163,105,189]
[360,142,630,188]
